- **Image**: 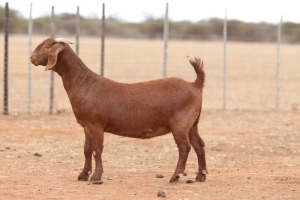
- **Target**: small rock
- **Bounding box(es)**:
[157,191,166,198]
[186,180,195,184]
[34,153,42,157]
[156,174,164,178]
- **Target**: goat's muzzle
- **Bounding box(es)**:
[30,56,38,66]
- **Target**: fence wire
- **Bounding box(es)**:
[1,5,300,114]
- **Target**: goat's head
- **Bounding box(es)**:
[30,37,72,71]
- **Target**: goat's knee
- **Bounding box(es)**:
[178,143,191,152]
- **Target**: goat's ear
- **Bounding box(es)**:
[45,43,64,71]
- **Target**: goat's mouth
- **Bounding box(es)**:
[30,58,39,66]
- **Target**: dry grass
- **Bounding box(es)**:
[0,34,299,113]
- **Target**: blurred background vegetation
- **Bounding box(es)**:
[1,6,300,42]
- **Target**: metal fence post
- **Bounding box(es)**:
[100,3,105,76]
[28,3,33,113]
[3,2,9,115]
[223,10,228,110]
[76,6,80,56]
[49,6,55,114]
[276,16,282,109]
[163,3,169,78]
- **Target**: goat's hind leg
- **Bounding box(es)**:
[169,128,191,183]
[78,128,93,181]
[89,127,104,184]
[189,125,207,182]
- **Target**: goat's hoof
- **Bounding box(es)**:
[91,180,103,185]
[78,172,90,181]
[195,172,206,182]
[90,174,103,184]
[78,177,89,181]
[169,175,180,183]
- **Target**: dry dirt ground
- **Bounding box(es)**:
[0,110,299,200]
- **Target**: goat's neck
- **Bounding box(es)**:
[53,49,96,94]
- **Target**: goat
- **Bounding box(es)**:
[30,37,207,184]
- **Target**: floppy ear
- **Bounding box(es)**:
[45,43,64,71]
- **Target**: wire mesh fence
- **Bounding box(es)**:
[0,3,300,115]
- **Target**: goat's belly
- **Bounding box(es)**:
[107,126,171,139]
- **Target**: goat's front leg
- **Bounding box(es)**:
[78,128,93,181]
[89,127,104,184]
[170,129,191,183]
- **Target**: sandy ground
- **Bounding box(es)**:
[0,110,299,200]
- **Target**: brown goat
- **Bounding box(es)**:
[30,37,207,184]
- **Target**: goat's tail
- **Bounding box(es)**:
[187,55,205,88]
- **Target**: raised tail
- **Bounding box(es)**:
[187,55,205,88]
